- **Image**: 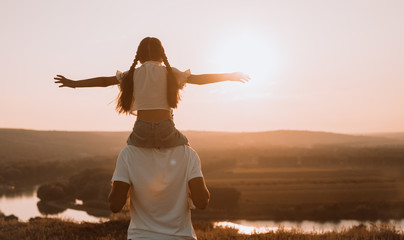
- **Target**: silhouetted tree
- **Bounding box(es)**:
[37,182,69,201]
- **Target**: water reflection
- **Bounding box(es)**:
[0,191,42,221]
[37,201,66,215]
[0,185,106,222]
[3,186,404,232]
[215,220,404,234]
[0,185,37,198]
[215,221,278,234]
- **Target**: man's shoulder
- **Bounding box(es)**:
[161,145,198,158]
[167,145,198,155]
[120,145,197,156]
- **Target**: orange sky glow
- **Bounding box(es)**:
[0,0,403,133]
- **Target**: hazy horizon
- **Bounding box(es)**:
[1,0,403,133]
[2,126,404,136]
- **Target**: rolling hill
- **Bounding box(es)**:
[0,128,402,161]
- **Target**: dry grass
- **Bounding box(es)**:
[195,221,404,240]
[1,218,404,240]
[0,218,128,240]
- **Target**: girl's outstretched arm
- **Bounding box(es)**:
[187,72,250,85]
[54,75,119,88]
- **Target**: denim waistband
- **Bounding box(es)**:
[135,118,173,126]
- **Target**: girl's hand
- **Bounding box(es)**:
[54,75,76,88]
[230,72,250,83]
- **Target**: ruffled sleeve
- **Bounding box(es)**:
[116,70,129,84]
[172,67,191,89]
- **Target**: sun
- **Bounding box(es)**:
[210,30,280,84]
[207,29,282,99]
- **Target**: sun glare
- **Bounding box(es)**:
[212,31,279,79]
[209,30,282,99]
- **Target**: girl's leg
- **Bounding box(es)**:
[155,119,189,148]
[127,119,154,148]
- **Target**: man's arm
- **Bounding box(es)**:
[187,72,250,85]
[54,75,119,88]
[188,177,210,209]
[108,181,130,213]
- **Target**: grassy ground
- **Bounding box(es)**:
[1,218,404,240]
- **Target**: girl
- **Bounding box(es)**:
[54,37,249,148]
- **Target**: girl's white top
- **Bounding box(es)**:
[116,61,190,112]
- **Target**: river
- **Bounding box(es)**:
[2,186,404,234]
[0,186,103,222]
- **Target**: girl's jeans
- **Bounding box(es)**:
[127,118,189,148]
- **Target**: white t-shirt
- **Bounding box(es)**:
[116,61,191,112]
[112,145,203,240]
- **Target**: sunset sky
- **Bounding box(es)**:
[1,0,403,133]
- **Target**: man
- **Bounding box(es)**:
[108,144,210,240]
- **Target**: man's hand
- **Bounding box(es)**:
[108,181,130,213]
[188,177,210,209]
[54,75,76,88]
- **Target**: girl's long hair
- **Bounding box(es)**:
[116,37,180,114]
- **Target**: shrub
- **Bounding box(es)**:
[37,182,69,201]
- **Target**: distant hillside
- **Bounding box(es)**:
[369,132,404,141]
[0,128,402,161]
[0,129,128,161]
[185,130,404,150]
